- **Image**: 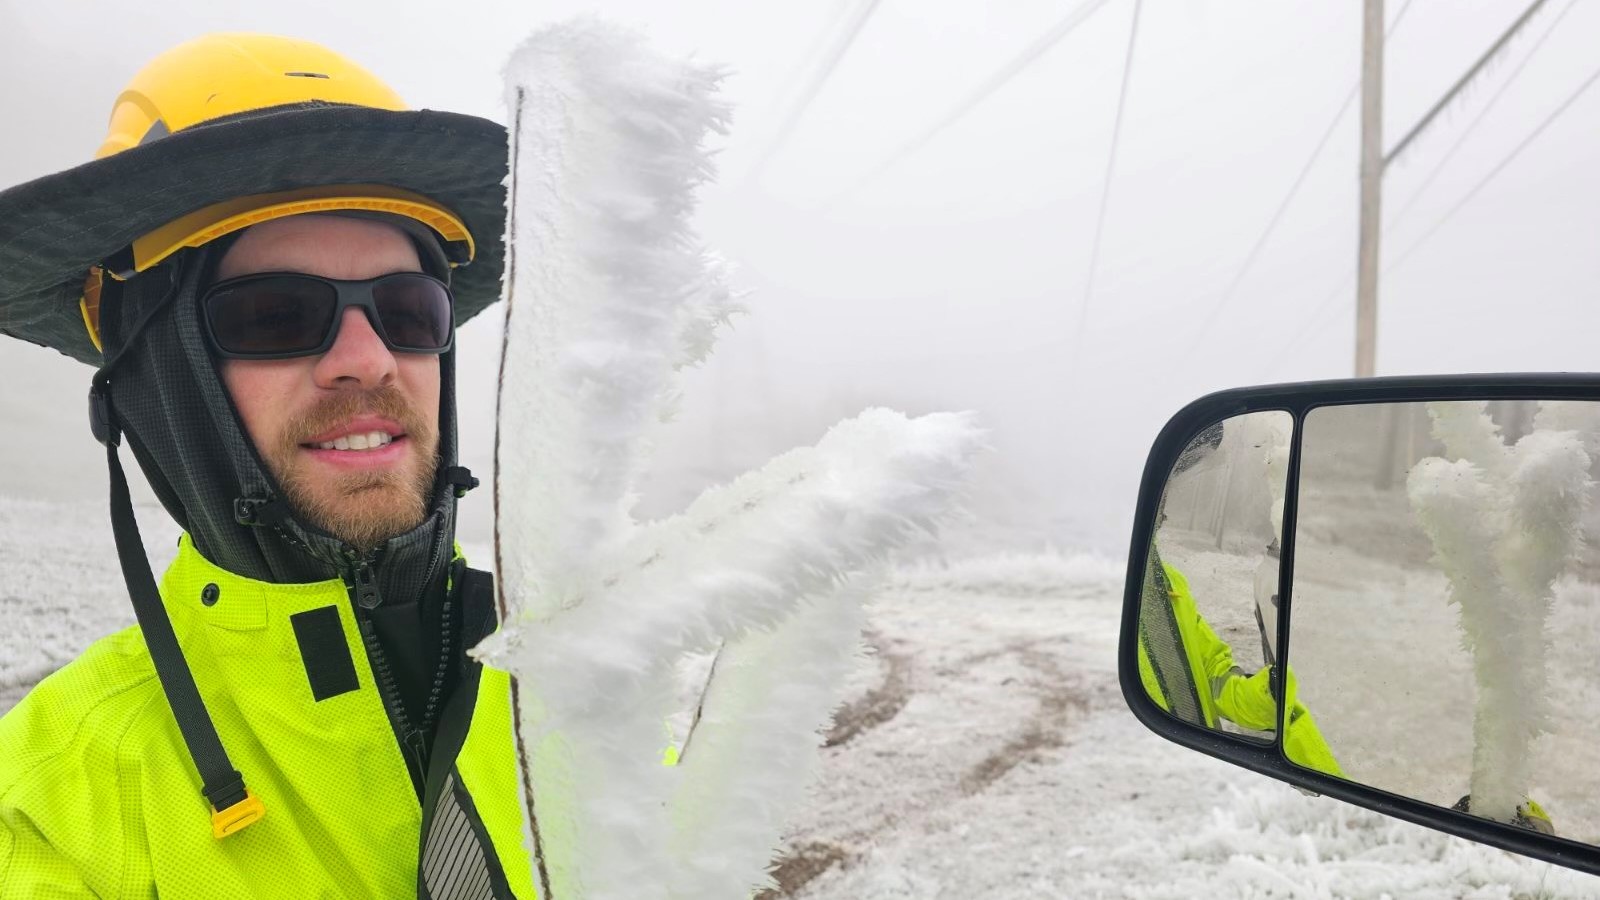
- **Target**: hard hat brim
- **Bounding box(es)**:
[0,102,507,365]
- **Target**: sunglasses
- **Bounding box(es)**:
[200,272,455,359]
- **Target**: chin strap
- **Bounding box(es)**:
[90,305,264,839]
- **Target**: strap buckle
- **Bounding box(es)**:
[234,496,289,527]
[211,790,266,839]
[443,465,480,499]
[88,383,119,447]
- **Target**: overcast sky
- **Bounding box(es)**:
[3,0,1597,551]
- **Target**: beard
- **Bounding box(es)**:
[262,385,440,551]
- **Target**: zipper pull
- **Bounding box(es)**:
[403,728,428,782]
[348,559,383,609]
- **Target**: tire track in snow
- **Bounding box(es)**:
[759,633,914,897]
[765,634,1092,896]
[823,632,911,749]
[959,646,1090,796]
[758,842,853,899]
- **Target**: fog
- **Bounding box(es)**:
[3,0,1597,553]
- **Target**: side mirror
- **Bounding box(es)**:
[1120,375,1600,876]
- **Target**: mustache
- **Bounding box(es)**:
[280,385,435,447]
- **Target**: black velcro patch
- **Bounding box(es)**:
[290,606,360,702]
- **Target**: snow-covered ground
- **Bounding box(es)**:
[4,493,1599,897]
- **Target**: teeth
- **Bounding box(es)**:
[313,431,397,452]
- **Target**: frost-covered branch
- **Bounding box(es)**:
[486,20,982,900]
[482,409,981,900]
[666,583,870,897]
[1408,401,1593,823]
[1427,401,1509,479]
[1408,458,1527,820]
[494,19,733,619]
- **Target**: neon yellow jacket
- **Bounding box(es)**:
[0,535,537,899]
[1138,563,1344,778]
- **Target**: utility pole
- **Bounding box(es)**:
[1353,0,1548,376]
[1355,0,1383,377]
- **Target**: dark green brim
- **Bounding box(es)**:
[0,103,508,366]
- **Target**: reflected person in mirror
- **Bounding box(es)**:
[1139,423,1343,776]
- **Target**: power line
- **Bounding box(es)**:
[1264,52,1599,378]
[1386,0,1577,231]
[1071,0,1144,368]
[1219,0,1569,382]
[1387,56,1600,276]
[1193,86,1358,343]
[1259,272,1353,380]
[1387,0,1419,37]
[1186,0,1417,345]
[838,0,1116,198]
[749,0,883,178]
[1384,0,1551,168]
[774,1,857,107]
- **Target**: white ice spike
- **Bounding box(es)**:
[486,20,983,900]
[494,19,733,623]
[1407,401,1593,825]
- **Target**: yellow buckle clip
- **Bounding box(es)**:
[212,790,265,839]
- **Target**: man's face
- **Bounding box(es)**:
[215,215,442,550]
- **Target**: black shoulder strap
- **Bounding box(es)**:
[93,380,262,838]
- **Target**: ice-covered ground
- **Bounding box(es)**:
[3,494,1598,898]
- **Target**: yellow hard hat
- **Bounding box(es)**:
[0,32,508,364]
[98,34,408,159]
[75,35,479,350]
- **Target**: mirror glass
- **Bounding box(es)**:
[1139,410,1293,744]
[1291,399,1600,842]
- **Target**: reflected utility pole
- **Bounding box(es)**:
[1355,0,1383,378]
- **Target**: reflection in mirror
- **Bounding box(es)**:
[1139,410,1298,746]
[1292,400,1600,842]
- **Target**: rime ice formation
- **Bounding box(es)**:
[479,21,983,899]
[1408,401,1592,824]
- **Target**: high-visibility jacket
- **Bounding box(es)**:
[0,535,538,899]
[1138,562,1344,778]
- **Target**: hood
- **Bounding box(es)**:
[98,243,463,603]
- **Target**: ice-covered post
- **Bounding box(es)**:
[1407,401,1591,823]
[480,20,983,900]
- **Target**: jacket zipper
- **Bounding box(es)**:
[417,529,456,740]
[343,549,430,800]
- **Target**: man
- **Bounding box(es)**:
[1138,550,1344,777]
[1137,423,1345,776]
[0,35,535,898]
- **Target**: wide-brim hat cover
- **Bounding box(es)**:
[0,36,509,366]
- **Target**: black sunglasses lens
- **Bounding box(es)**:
[206,277,337,355]
[372,275,453,351]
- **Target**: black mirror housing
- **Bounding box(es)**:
[1121,373,1600,877]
